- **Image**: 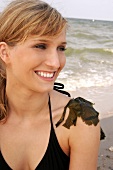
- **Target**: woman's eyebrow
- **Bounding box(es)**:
[32,39,67,45]
[61,42,67,45]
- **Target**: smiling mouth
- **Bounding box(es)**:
[35,71,55,78]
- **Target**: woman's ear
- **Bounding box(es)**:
[0,42,10,64]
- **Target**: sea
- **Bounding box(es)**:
[56,18,113,92]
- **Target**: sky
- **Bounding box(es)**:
[0,0,113,21]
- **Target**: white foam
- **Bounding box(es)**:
[104,48,113,53]
[57,72,113,91]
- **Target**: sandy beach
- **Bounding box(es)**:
[68,85,113,170]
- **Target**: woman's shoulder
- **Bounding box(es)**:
[51,89,105,140]
[51,83,99,129]
[51,82,105,140]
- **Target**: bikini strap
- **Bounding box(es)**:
[49,82,71,126]
[48,95,53,127]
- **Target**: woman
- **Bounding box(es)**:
[0,0,103,169]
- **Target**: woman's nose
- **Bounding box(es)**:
[45,50,60,69]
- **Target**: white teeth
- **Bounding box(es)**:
[36,72,54,78]
[44,73,46,77]
[40,72,44,77]
[47,73,50,77]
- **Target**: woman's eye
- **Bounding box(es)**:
[35,44,46,49]
[58,46,67,51]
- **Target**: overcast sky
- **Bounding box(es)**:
[0,0,113,21]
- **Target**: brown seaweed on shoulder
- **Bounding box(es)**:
[55,97,105,140]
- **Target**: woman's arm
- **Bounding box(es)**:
[69,117,100,170]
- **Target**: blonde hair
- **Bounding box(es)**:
[0,0,67,121]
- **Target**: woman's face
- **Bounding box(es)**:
[5,30,66,93]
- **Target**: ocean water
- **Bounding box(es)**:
[57,18,113,91]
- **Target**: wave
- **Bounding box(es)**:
[57,78,113,90]
[74,32,99,40]
[65,47,113,56]
[57,72,113,90]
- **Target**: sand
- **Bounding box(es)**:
[68,85,113,170]
[98,116,113,170]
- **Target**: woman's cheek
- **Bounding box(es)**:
[60,54,66,69]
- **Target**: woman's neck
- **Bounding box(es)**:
[6,86,50,120]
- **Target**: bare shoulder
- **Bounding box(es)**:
[64,96,100,170]
[69,117,100,146]
[68,117,100,170]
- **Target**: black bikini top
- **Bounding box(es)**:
[0,92,70,170]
